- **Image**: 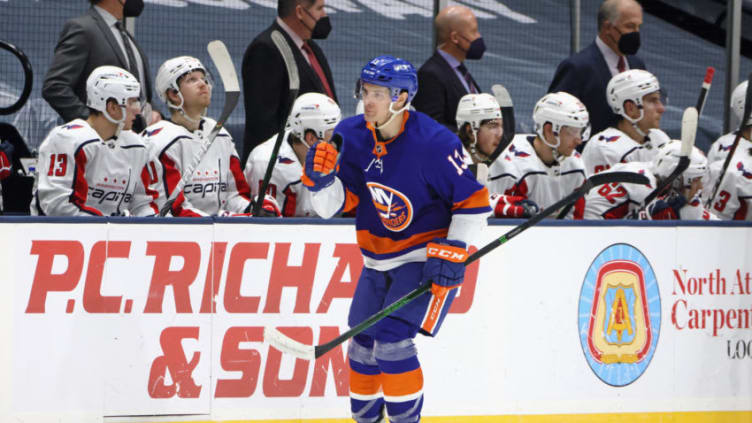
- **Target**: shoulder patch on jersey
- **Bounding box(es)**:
[366,182,413,232]
[145,127,163,137]
[63,124,84,130]
[601,135,620,143]
[720,143,732,152]
[278,157,295,164]
[574,152,582,158]
[509,144,530,157]
[736,162,752,179]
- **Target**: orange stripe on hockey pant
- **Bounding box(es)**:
[344,189,359,213]
[452,186,490,211]
[381,367,424,398]
[421,290,448,334]
[356,228,448,255]
[349,370,382,396]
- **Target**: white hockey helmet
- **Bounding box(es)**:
[606,69,661,124]
[86,65,140,114]
[533,91,590,150]
[155,56,209,107]
[651,141,708,182]
[456,93,502,133]
[731,80,751,126]
[287,93,341,142]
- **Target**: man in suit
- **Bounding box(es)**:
[241,0,337,166]
[43,0,157,129]
[548,0,646,136]
[412,5,484,133]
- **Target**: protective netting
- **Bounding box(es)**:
[1,0,751,153]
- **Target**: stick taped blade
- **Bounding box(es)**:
[264,326,315,360]
[680,107,698,157]
[270,30,300,91]
[491,84,513,108]
[207,40,239,92]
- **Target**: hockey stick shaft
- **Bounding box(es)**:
[252,31,300,216]
[267,171,649,360]
[707,71,752,208]
[490,84,515,164]
[695,67,715,117]
[159,41,240,216]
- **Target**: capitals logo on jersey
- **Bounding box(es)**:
[578,243,660,386]
[366,182,413,232]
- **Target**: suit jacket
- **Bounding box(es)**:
[548,41,646,135]
[412,51,481,133]
[43,8,153,122]
[241,21,337,165]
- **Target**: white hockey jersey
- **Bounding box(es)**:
[582,127,669,175]
[244,131,318,217]
[706,150,752,220]
[144,118,251,217]
[583,162,656,219]
[33,119,158,216]
[707,132,752,164]
[487,134,587,219]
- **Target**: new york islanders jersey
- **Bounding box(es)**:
[487,134,587,219]
[582,127,668,175]
[33,119,157,216]
[245,131,317,217]
[583,162,656,219]
[707,132,752,164]
[325,111,491,270]
[707,150,752,220]
[144,118,251,217]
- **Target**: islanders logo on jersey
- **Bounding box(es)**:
[578,243,660,386]
[366,182,413,232]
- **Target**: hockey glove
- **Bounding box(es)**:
[489,193,539,218]
[423,238,468,297]
[0,141,14,180]
[648,193,687,220]
[239,194,282,217]
[302,141,338,192]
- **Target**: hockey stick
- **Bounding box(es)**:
[695,67,715,117]
[706,71,752,208]
[252,30,300,216]
[159,40,240,216]
[639,106,697,210]
[264,171,650,360]
[489,84,515,164]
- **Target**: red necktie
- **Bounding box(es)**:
[302,42,335,100]
[617,56,626,73]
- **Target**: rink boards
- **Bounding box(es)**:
[0,217,751,423]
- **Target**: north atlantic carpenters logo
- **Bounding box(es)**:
[578,243,660,386]
[366,182,413,232]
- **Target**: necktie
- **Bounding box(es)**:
[617,55,626,73]
[302,42,335,100]
[457,63,478,94]
[114,21,138,77]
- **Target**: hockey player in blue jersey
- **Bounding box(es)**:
[301,55,491,423]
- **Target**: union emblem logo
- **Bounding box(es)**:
[578,243,660,386]
[366,182,413,232]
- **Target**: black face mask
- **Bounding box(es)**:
[122,0,144,18]
[301,7,332,40]
[459,35,486,60]
[617,30,640,55]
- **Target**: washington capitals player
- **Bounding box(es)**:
[245,92,341,217]
[302,56,490,423]
[582,69,669,175]
[454,93,539,218]
[488,92,590,219]
[708,80,751,164]
[144,56,277,217]
[584,142,714,220]
[33,66,157,216]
